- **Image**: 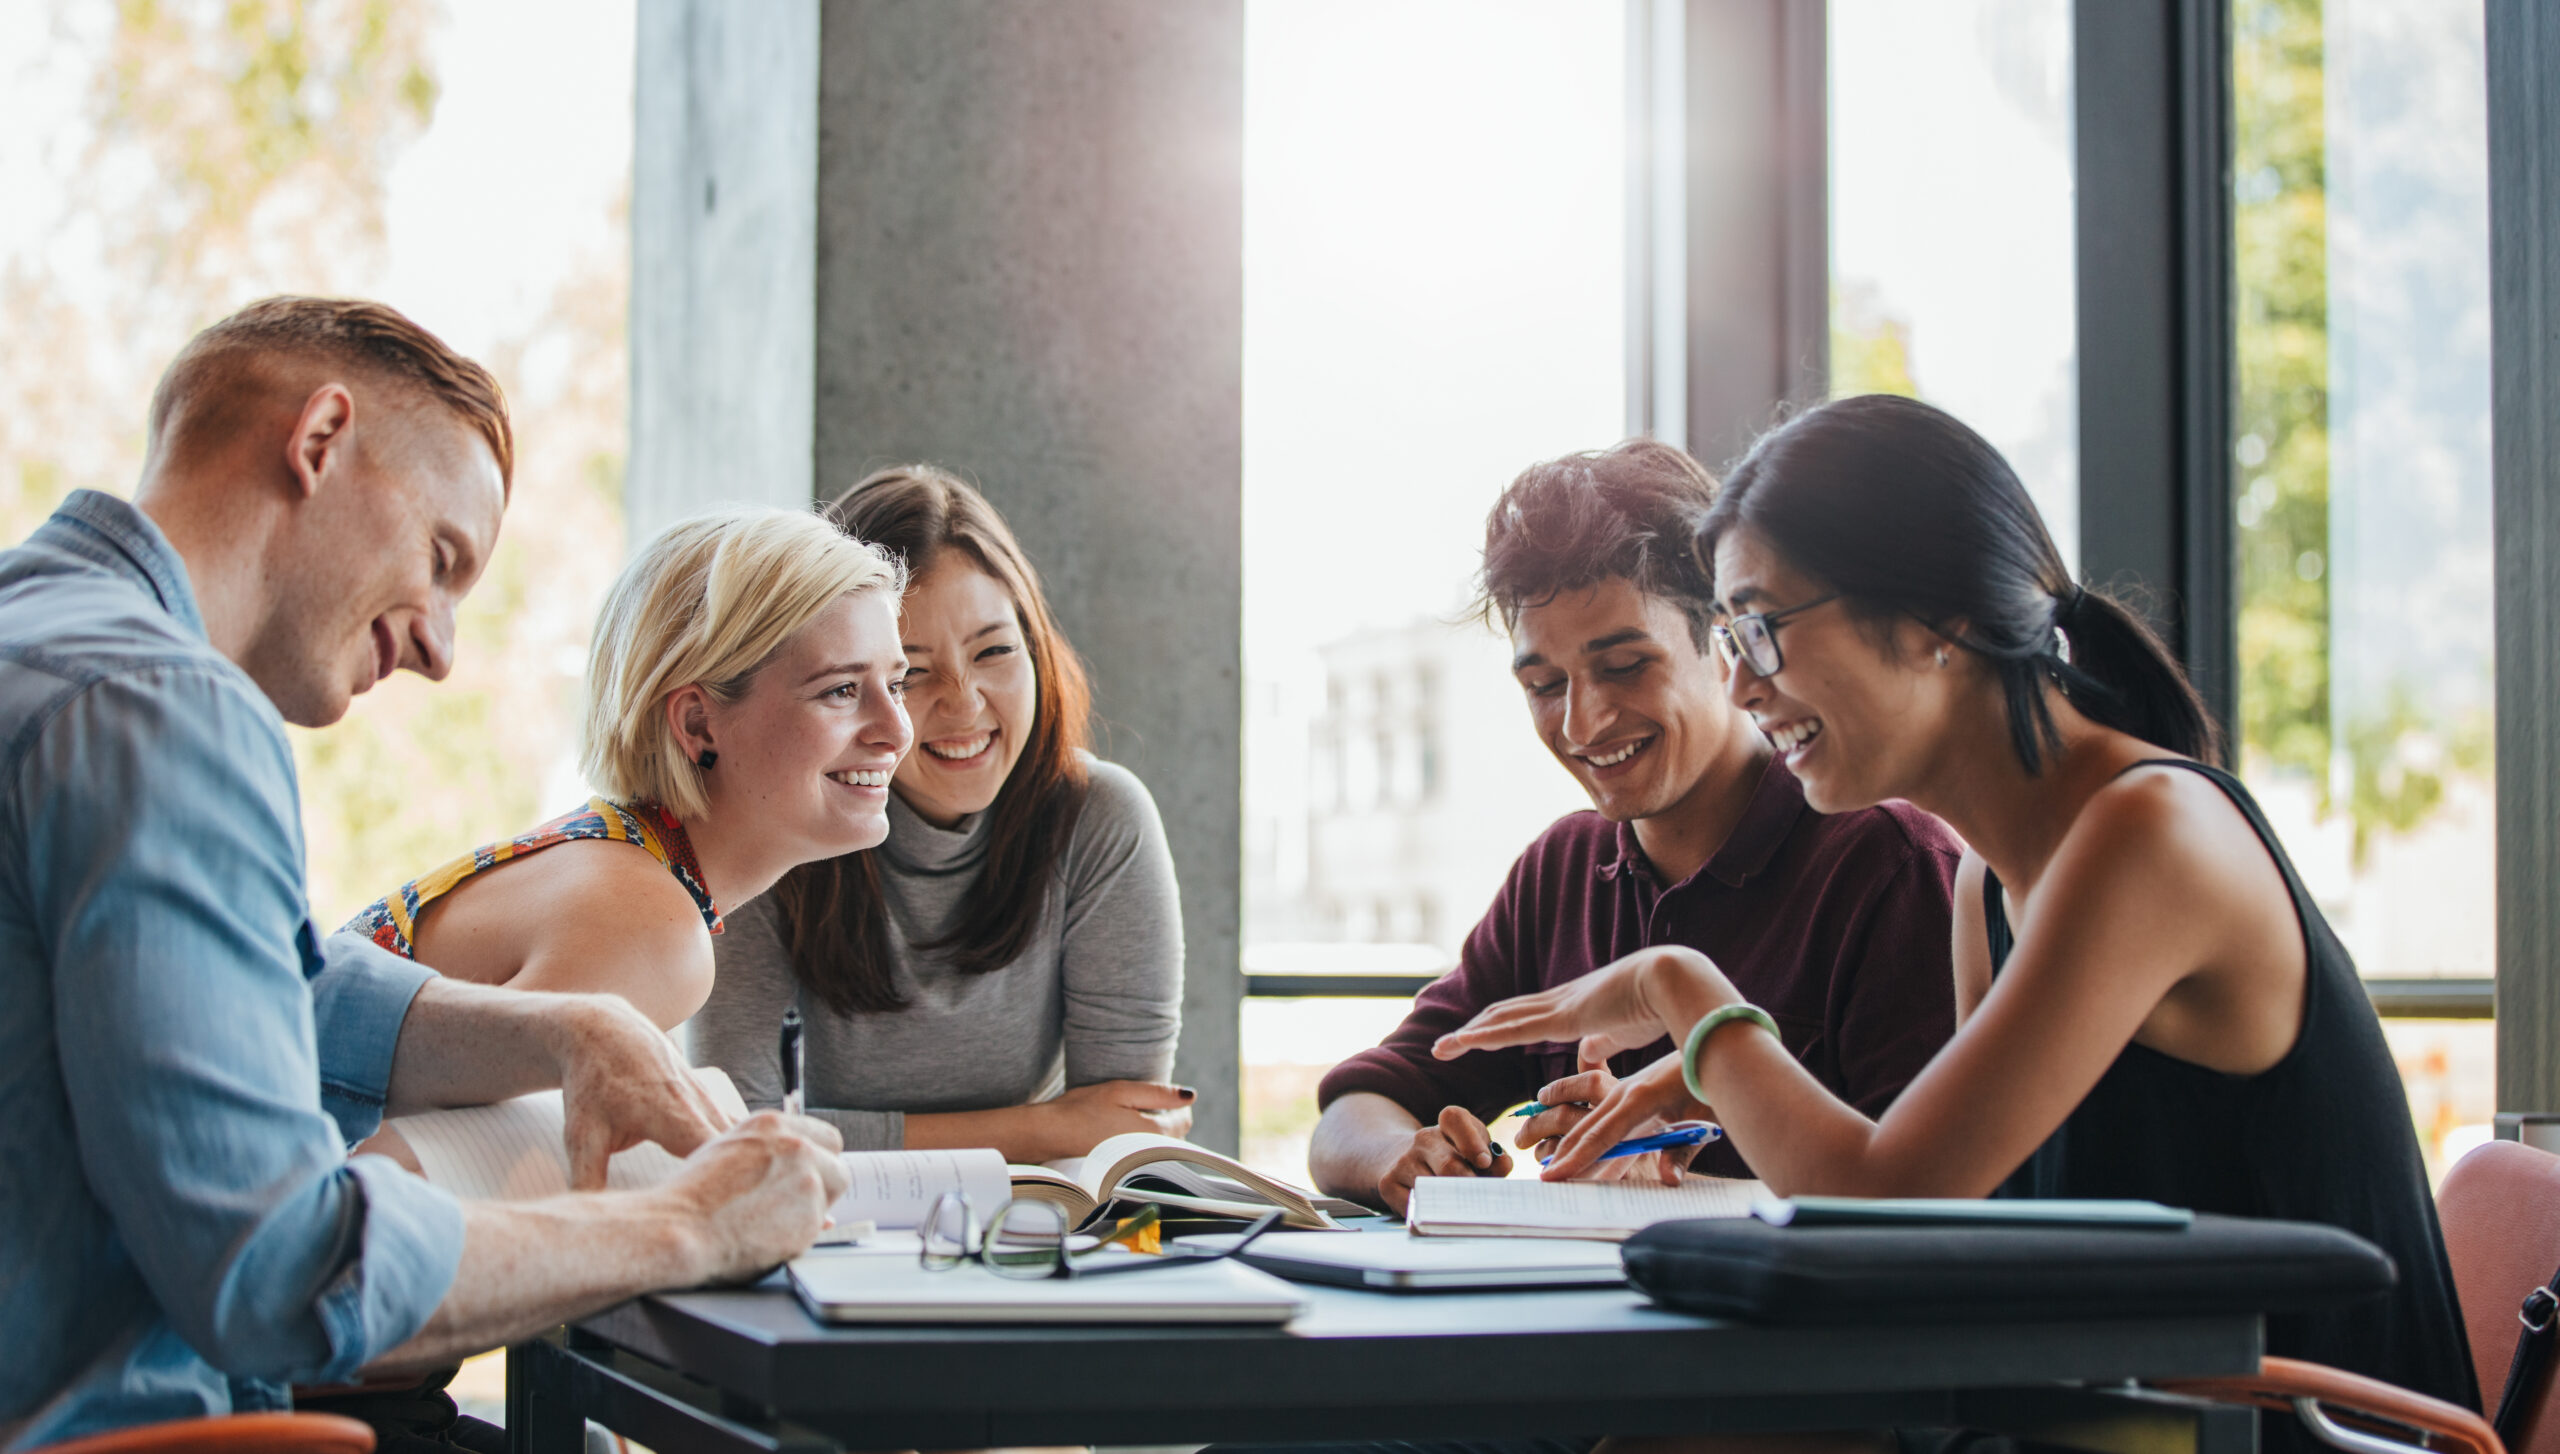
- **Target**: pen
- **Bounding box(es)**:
[1539,1120,1722,1167]
[1507,1100,1591,1120]
[780,1007,805,1117]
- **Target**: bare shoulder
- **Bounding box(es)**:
[2046,759,2296,952]
[422,837,715,1028]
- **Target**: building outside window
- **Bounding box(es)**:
[1237,0,1619,1178]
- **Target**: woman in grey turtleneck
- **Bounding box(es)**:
[687,467,1188,1161]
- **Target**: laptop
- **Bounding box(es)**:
[1172,1230,1628,1291]
[787,1249,1309,1324]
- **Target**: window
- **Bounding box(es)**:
[1238,0,1621,1177]
[2231,0,2496,1172]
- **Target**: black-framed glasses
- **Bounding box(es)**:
[918,1193,1286,1280]
[1711,594,1840,678]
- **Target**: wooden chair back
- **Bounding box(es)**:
[2441,1139,2560,1454]
[34,1412,374,1454]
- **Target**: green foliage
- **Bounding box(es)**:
[2233,0,2332,801]
[1830,284,1919,400]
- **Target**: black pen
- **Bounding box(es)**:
[780,1007,805,1116]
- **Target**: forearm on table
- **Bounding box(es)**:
[1308,1093,1422,1206]
[382,976,598,1116]
[366,1191,702,1375]
[903,1104,1046,1161]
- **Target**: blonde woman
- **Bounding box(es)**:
[343,506,913,1029]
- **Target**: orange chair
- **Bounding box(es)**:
[29,1413,373,1454]
[2162,1140,2560,1454]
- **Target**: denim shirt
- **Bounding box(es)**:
[0,493,465,1450]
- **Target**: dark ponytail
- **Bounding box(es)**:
[1700,394,2221,774]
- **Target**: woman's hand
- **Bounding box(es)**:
[1431,945,1736,1065]
[1534,1051,1710,1182]
[1033,1079,1196,1161]
[1521,1052,1709,1185]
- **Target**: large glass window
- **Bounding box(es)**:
[2231,0,2497,1173]
[1827,0,2078,562]
[1239,0,1622,1178]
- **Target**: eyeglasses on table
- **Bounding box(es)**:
[918,1192,1287,1280]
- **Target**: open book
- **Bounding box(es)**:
[1010,1133,1361,1231]
[1406,1173,1763,1240]
[384,1090,1356,1233]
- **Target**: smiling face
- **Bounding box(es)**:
[892,557,1037,828]
[1509,576,1754,824]
[688,590,913,861]
[1711,524,1961,813]
[251,402,507,727]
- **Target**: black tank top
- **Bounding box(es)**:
[1984,760,2476,1418]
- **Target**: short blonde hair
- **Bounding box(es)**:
[581,507,905,818]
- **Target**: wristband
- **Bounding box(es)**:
[1680,1003,1780,1103]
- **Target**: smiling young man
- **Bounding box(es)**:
[1308,439,1962,1214]
[0,299,851,1450]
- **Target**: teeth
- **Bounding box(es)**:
[828,769,892,788]
[1585,738,1648,768]
[923,733,993,761]
[1767,719,1824,754]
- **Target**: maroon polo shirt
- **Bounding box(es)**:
[1318,758,1961,1177]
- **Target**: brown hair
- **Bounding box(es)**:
[147,296,515,491]
[1473,438,1722,649]
[771,465,1094,1014]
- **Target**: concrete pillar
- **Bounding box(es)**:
[629,1,820,526]
[634,0,1246,1152]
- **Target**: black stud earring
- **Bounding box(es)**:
[696,749,718,771]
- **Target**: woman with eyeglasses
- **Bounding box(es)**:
[1433,395,2475,1443]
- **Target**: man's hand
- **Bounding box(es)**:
[549,997,740,1189]
[664,1112,852,1284]
[1374,1105,1513,1217]
[1031,1080,1195,1161]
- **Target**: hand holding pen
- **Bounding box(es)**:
[779,1007,805,1117]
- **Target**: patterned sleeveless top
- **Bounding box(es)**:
[343,797,723,959]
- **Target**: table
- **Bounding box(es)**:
[505,1271,2264,1454]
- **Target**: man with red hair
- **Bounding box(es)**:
[0,298,849,1450]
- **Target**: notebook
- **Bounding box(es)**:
[787,1249,1309,1324]
[1174,1229,1627,1291]
[1405,1174,1763,1241]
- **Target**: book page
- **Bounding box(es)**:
[829,1147,1010,1230]
[391,1068,748,1201]
[1407,1174,1763,1240]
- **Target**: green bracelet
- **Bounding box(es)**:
[1681,1004,1780,1103]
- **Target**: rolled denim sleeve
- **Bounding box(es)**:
[311,930,436,1145]
[21,666,463,1383]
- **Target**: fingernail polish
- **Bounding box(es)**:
[1177,1086,1197,1101]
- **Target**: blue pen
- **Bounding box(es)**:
[1540,1120,1721,1167]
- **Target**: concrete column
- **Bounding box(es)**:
[634,0,1246,1152]
[630,0,820,530]
[2489,0,2560,1117]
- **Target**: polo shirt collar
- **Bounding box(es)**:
[1603,754,1809,890]
[48,489,207,640]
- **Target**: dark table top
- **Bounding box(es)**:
[570,1270,2263,1448]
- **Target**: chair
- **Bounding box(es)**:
[32,1413,373,1454]
[2161,1140,2560,1454]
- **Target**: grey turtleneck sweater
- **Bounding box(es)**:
[687,758,1184,1150]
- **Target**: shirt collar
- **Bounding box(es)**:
[44,489,207,641]
[1600,754,1810,891]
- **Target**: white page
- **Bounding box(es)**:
[828,1147,1011,1230]
[394,1068,748,1199]
[1407,1174,1762,1240]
